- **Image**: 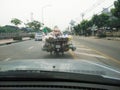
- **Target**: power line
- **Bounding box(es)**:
[97,4,114,15]
[86,4,114,20]
[74,0,106,21]
[75,1,114,23]
[79,0,106,21]
[84,0,106,16]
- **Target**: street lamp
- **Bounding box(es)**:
[41,4,51,25]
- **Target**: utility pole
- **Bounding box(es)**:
[41,5,51,25]
[30,12,33,22]
[81,13,85,21]
[81,13,85,35]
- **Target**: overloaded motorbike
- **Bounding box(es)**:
[42,35,76,55]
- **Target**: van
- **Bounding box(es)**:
[35,33,43,41]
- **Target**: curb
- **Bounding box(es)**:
[73,36,120,41]
[106,38,120,41]
[0,38,32,46]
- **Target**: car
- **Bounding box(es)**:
[35,33,43,41]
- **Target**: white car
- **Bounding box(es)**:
[35,33,43,41]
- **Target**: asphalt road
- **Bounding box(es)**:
[0,39,74,60]
[74,36,120,61]
[0,38,120,71]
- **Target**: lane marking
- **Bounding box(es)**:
[68,50,78,59]
[4,58,11,61]
[75,41,120,64]
[83,60,120,74]
[75,45,86,47]
[28,46,34,50]
[85,46,120,64]
[94,49,120,64]
[77,47,92,51]
[75,51,107,59]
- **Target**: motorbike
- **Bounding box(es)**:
[42,36,76,55]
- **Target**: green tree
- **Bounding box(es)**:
[111,0,120,18]
[80,20,89,34]
[0,25,19,33]
[99,13,110,27]
[73,24,81,35]
[91,14,100,27]
[87,20,93,28]
[25,20,41,32]
[11,18,22,26]
[110,0,120,28]
[73,20,93,35]
[91,14,109,28]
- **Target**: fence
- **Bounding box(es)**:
[0,33,31,39]
[105,30,120,37]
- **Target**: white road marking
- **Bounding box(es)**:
[4,58,11,61]
[83,60,120,74]
[75,51,107,59]
[39,43,42,45]
[28,46,34,50]
[75,45,85,47]
[77,47,92,51]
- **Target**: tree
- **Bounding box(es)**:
[80,20,89,34]
[110,0,120,28]
[91,14,109,28]
[73,24,81,35]
[0,25,19,33]
[99,13,110,27]
[25,20,41,32]
[111,0,120,18]
[87,20,93,28]
[91,14,100,27]
[11,18,22,26]
[73,19,93,35]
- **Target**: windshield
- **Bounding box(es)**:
[0,0,120,80]
[35,33,42,35]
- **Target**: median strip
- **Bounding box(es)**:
[0,37,31,46]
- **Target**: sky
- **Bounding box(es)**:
[0,0,116,30]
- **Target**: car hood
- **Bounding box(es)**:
[0,59,120,80]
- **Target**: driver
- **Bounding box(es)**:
[53,26,62,37]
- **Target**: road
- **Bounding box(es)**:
[0,37,120,71]
[0,39,74,60]
[74,36,120,61]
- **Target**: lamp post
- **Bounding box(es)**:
[41,5,51,26]
[41,5,51,34]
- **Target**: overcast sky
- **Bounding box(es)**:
[0,0,116,30]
